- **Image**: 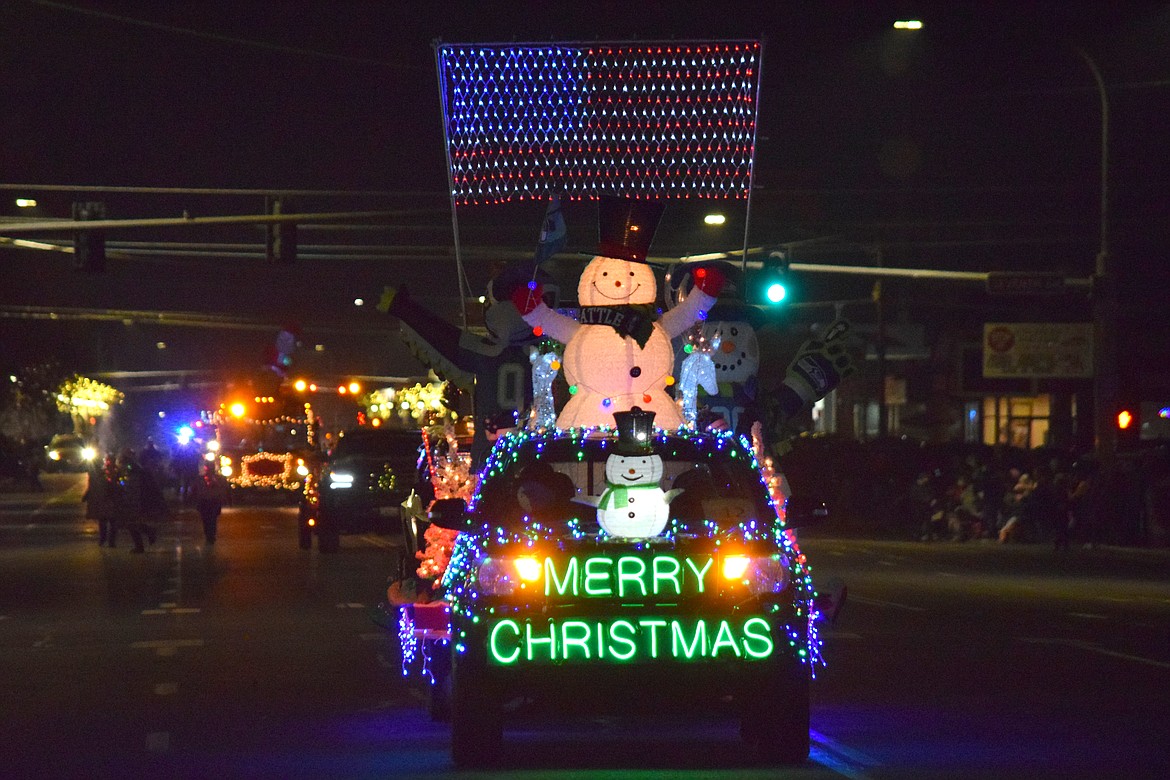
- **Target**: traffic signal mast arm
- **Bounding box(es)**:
[662,249,1091,290]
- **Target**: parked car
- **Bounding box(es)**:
[43,434,97,473]
[299,427,425,552]
[422,425,828,767]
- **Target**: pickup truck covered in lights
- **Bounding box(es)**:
[416,411,828,768]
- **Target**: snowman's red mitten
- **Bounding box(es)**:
[692,266,725,297]
[511,282,544,316]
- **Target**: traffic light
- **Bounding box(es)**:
[751,251,790,306]
[72,201,106,272]
[1117,406,1139,448]
[265,196,296,264]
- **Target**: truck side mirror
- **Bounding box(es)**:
[428,497,477,532]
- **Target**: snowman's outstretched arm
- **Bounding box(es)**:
[660,265,724,339]
[661,288,717,339]
[512,284,580,344]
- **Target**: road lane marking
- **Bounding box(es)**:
[359,534,400,549]
[1066,612,1108,620]
[131,639,205,656]
[142,607,202,616]
[153,683,178,696]
[810,729,879,779]
[848,595,926,612]
[336,602,365,609]
[1018,638,1170,669]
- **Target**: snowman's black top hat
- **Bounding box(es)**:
[597,196,665,264]
[613,406,656,454]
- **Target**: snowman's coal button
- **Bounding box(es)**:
[628,496,635,504]
[629,366,641,377]
[628,512,636,518]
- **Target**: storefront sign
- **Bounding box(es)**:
[983,323,1092,378]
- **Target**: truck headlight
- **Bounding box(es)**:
[720,553,791,595]
[328,472,354,489]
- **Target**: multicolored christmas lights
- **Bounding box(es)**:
[433,424,822,672]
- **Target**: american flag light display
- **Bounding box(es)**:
[436,41,763,204]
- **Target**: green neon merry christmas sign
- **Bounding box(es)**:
[487,616,774,665]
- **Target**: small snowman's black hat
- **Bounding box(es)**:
[612,406,656,454]
[597,196,666,264]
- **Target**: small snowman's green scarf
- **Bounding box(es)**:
[578,304,658,349]
[598,481,662,511]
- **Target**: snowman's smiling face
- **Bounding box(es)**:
[605,453,664,485]
[579,256,657,306]
[705,321,760,384]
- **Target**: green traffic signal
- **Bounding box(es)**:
[754,251,790,306]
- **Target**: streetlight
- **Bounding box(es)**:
[1074,45,1117,467]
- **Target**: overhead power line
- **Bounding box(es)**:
[21,0,412,69]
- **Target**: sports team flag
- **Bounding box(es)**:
[435,41,763,205]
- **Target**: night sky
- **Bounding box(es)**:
[1,0,1168,379]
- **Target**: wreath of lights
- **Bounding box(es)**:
[230,452,302,491]
[437,40,762,204]
[435,424,821,672]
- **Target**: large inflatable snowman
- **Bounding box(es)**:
[512,198,723,430]
[594,408,682,538]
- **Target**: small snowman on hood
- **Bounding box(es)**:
[513,197,723,429]
[595,408,683,538]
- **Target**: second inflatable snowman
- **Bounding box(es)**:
[513,197,723,430]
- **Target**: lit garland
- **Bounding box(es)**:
[372,381,454,426]
[415,427,478,583]
[437,41,762,203]
[55,375,122,416]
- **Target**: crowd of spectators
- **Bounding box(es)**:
[779,436,1170,548]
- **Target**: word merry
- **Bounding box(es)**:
[487,616,774,665]
[542,554,713,599]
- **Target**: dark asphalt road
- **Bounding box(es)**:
[1,475,1168,779]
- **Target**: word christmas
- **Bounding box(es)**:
[487,615,775,665]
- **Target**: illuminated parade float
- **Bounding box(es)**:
[383,39,847,768]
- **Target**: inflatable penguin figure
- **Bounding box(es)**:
[378,265,556,467]
[595,408,683,538]
[513,197,723,430]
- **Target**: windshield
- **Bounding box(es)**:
[472,433,775,534]
[331,429,423,461]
